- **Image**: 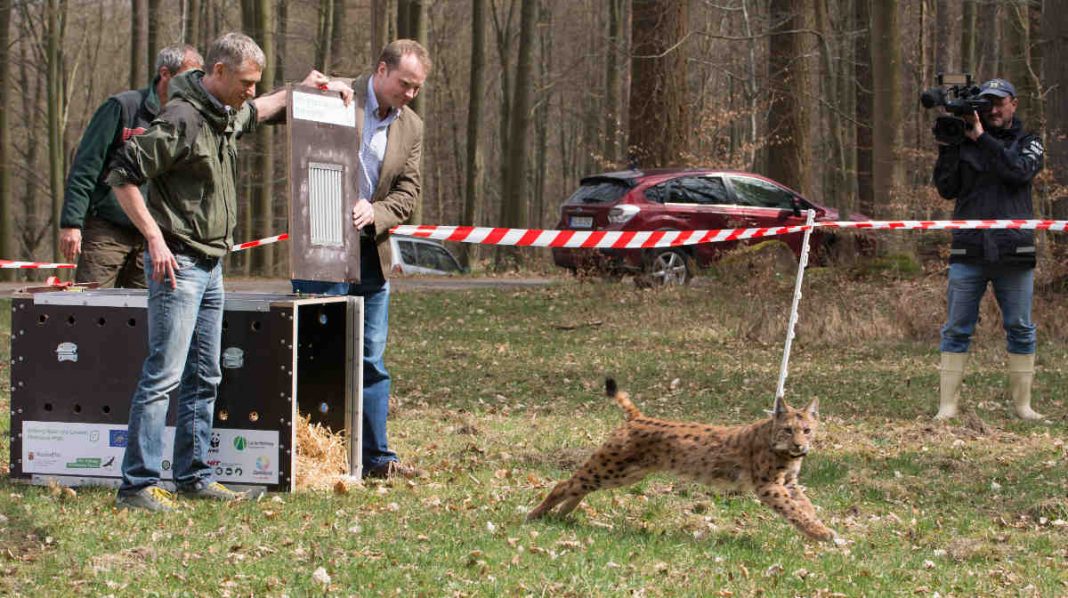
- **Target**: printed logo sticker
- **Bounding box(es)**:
[56,342,78,363]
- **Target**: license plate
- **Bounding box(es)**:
[570,216,593,229]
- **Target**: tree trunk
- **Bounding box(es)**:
[1003,0,1040,122]
[147,0,160,78]
[1042,0,1068,217]
[628,0,688,168]
[766,0,811,197]
[814,0,847,209]
[855,0,873,214]
[935,0,962,74]
[371,0,388,57]
[461,0,486,268]
[251,0,275,276]
[315,0,334,72]
[275,0,286,86]
[0,0,12,279]
[870,0,902,212]
[183,0,201,46]
[499,0,535,268]
[407,0,426,115]
[961,0,976,72]
[602,0,623,166]
[397,0,410,37]
[532,0,551,227]
[130,0,146,88]
[330,0,345,74]
[46,0,66,262]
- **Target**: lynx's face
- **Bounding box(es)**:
[770,398,820,458]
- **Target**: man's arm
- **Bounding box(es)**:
[371,132,422,238]
[251,70,354,123]
[977,132,1044,186]
[60,99,124,260]
[112,184,178,288]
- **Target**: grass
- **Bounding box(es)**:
[1,266,1066,596]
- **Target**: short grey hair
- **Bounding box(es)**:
[206,32,266,71]
[155,44,202,74]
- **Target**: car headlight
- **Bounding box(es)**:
[607,204,640,225]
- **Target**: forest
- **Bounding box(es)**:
[0,0,1065,277]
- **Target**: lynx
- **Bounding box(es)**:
[527,379,837,542]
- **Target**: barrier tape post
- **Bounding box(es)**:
[775,209,816,400]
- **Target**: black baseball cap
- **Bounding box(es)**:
[978,78,1016,98]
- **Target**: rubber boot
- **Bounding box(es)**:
[935,352,968,420]
[1008,353,1043,420]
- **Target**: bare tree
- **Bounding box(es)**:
[45,0,67,261]
[0,0,12,277]
[870,0,902,211]
[602,0,624,166]
[251,0,275,275]
[183,0,201,46]
[315,0,334,72]
[130,0,145,88]
[628,0,688,167]
[499,0,536,267]
[461,0,487,268]
[147,0,160,78]
[371,0,388,57]
[855,0,873,214]
[766,0,811,196]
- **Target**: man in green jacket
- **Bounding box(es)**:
[106,32,352,512]
[59,44,202,287]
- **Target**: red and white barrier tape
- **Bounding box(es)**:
[390,224,811,248]
[231,232,290,252]
[6,219,1068,268]
[392,219,1068,248]
[0,259,75,270]
[821,219,1068,232]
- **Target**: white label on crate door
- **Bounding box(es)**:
[21,422,279,484]
[292,91,356,127]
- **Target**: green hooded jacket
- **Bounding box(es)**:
[106,70,258,257]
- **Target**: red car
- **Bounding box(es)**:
[552,168,868,285]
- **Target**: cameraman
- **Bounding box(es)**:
[932,78,1044,421]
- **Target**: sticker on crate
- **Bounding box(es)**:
[21,421,279,484]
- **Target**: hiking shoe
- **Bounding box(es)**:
[363,461,426,480]
[177,480,249,502]
[116,486,177,512]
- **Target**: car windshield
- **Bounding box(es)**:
[564,179,631,205]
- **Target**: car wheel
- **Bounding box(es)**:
[637,249,692,287]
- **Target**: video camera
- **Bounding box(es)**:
[920,73,992,145]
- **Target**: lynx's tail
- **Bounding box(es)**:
[606,378,642,421]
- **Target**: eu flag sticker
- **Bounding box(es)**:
[109,429,128,448]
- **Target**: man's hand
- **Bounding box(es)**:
[59,228,82,262]
[964,111,984,142]
[301,70,354,106]
[146,236,178,289]
[352,198,375,231]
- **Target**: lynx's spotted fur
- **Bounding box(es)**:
[527,379,837,541]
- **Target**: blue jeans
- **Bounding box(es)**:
[940,262,1036,354]
[292,243,397,468]
[119,252,224,495]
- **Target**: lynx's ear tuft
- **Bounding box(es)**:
[805,397,820,418]
[605,378,617,397]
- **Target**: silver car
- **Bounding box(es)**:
[389,236,465,275]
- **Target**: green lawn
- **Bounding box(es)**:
[1,271,1065,596]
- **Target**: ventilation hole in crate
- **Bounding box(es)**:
[127,318,137,327]
[251,321,262,332]
[101,405,111,414]
[218,409,229,422]
[97,317,106,327]
[66,315,76,326]
[73,403,82,414]
[248,410,259,422]
[37,314,48,325]
[44,403,53,412]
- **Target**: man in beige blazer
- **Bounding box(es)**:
[292,39,430,479]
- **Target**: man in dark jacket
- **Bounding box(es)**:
[932,77,1044,421]
[106,32,352,512]
[59,44,202,287]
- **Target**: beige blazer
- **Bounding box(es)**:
[352,74,423,280]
